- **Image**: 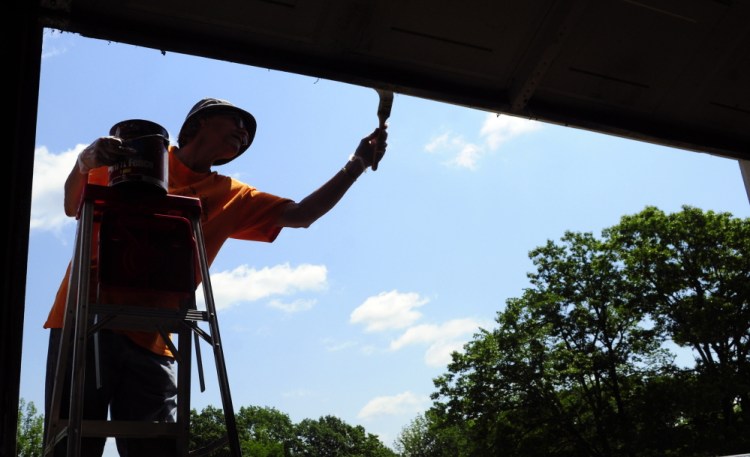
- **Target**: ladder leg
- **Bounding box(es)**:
[176,327,192,457]
[45,272,78,455]
[192,216,242,457]
[67,200,97,456]
[44,328,70,456]
[45,199,95,456]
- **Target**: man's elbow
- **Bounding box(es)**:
[278,203,317,229]
[285,214,317,229]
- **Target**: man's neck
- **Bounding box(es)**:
[173,144,212,173]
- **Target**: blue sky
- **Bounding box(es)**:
[23,29,750,453]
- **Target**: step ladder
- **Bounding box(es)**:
[44,183,242,456]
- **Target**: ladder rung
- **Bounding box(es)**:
[89,304,209,332]
[55,419,182,438]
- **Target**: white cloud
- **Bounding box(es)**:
[389,318,486,367]
[449,143,482,170]
[424,113,542,170]
[31,145,83,234]
[267,298,316,313]
[322,338,357,352]
[357,391,429,419]
[282,389,314,399]
[480,113,542,150]
[206,263,327,311]
[42,29,72,60]
[350,292,494,367]
[424,339,465,366]
[349,290,428,332]
[424,132,451,153]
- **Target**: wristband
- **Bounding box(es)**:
[349,154,367,171]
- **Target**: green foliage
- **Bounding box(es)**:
[236,405,294,456]
[418,206,750,457]
[190,406,396,457]
[190,405,231,456]
[610,206,750,453]
[292,415,396,456]
[394,411,464,457]
[13,399,395,457]
[17,398,44,457]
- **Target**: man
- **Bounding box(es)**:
[44,97,387,456]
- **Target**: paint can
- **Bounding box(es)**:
[107,119,169,194]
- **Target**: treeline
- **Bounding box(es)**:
[394,206,750,457]
[16,400,396,456]
[190,405,396,456]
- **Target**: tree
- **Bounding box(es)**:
[293,415,397,456]
[189,405,396,456]
[235,405,295,457]
[394,411,464,457]
[433,231,675,456]
[190,405,231,456]
[17,398,44,457]
[610,205,750,454]
[394,413,432,457]
[428,206,750,456]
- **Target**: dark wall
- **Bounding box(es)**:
[2,2,42,456]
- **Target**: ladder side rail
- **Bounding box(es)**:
[66,198,97,456]
[191,214,242,457]
[176,325,193,457]
[43,198,90,456]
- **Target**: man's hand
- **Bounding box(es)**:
[77,136,137,174]
[353,127,388,170]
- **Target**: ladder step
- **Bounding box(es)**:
[57,420,182,438]
[89,304,209,332]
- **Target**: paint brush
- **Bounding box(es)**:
[373,89,393,171]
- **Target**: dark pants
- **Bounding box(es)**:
[44,328,178,457]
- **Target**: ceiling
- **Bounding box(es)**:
[37,0,750,160]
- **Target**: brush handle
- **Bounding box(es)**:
[373,90,394,171]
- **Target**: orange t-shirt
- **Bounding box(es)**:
[44,147,292,356]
